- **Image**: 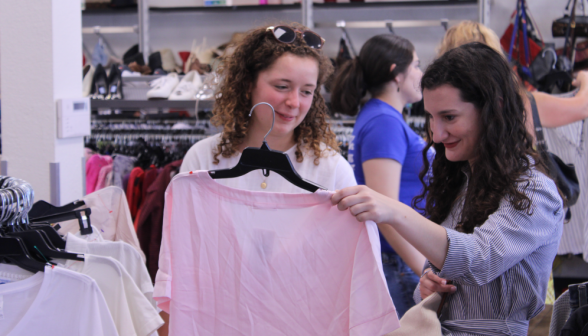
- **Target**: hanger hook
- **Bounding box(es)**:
[249,102,275,144]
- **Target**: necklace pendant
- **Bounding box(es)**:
[261,182,267,189]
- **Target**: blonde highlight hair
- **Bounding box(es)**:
[437,21,503,57]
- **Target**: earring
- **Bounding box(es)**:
[397,87,400,92]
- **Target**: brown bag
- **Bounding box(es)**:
[384,292,446,336]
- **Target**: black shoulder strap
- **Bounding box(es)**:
[528,93,549,151]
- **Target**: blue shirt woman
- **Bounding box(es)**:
[349,98,434,316]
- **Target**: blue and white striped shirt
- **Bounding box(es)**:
[414,166,564,336]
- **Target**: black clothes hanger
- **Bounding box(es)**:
[0,195,84,262]
[208,102,325,192]
[28,224,66,250]
[0,236,46,273]
[28,199,86,219]
[5,229,84,262]
[30,208,93,236]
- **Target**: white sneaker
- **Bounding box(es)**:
[169,71,202,100]
[146,73,179,99]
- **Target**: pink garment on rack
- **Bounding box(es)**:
[95,164,113,191]
[86,154,113,194]
[154,171,399,336]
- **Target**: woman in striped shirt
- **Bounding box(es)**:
[332,42,564,335]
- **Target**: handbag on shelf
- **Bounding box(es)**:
[528,93,580,215]
[552,15,588,38]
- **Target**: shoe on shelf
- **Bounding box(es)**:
[148,52,162,75]
[129,61,152,75]
[160,49,181,73]
[106,64,123,100]
[119,64,141,77]
[153,68,168,75]
[82,65,95,97]
[169,71,202,100]
[123,44,145,66]
[92,64,108,99]
[146,73,179,100]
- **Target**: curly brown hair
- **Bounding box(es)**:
[211,23,338,165]
[413,43,551,234]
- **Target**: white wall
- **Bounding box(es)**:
[0,0,84,204]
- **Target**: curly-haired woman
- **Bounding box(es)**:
[329,35,430,318]
[332,43,564,335]
[180,24,356,192]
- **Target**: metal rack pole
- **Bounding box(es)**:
[479,0,490,25]
[302,0,313,29]
[138,0,150,63]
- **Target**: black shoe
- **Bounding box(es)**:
[106,64,123,100]
[92,64,108,99]
[148,52,162,75]
[123,44,144,66]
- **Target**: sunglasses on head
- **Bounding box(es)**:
[266,26,325,50]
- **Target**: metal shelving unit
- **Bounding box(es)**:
[90,99,213,110]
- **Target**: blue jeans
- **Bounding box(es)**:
[382,252,420,318]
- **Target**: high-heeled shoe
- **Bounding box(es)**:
[106,64,123,100]
[82,65,95,97]
[92,64,108,99]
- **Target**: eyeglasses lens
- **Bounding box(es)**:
[303,31,323,49]
[273,26,296,43]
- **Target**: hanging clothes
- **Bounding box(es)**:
[134,165,160,231]
[113,154,137,190]
[127,167,145,220]
[137,160,183,281]
[543,110,588,258]
[86,154,113,195]
[95,163,113,191]
[0,264,118,336]
[154,171,400,336]
[58,186,146,262]
[59,255,163,336]
[66,233,158,310]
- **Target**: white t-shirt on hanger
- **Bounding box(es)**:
[0,264,118,336]
[58,187,146,262]
[66,233,158,311]
[180,133,357,193]
[72,225,105,243]
[59,254,163,336]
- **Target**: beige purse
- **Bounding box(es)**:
[385,290,449,336]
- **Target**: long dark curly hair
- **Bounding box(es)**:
[413,43,548,234]
[211,23,338,165]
